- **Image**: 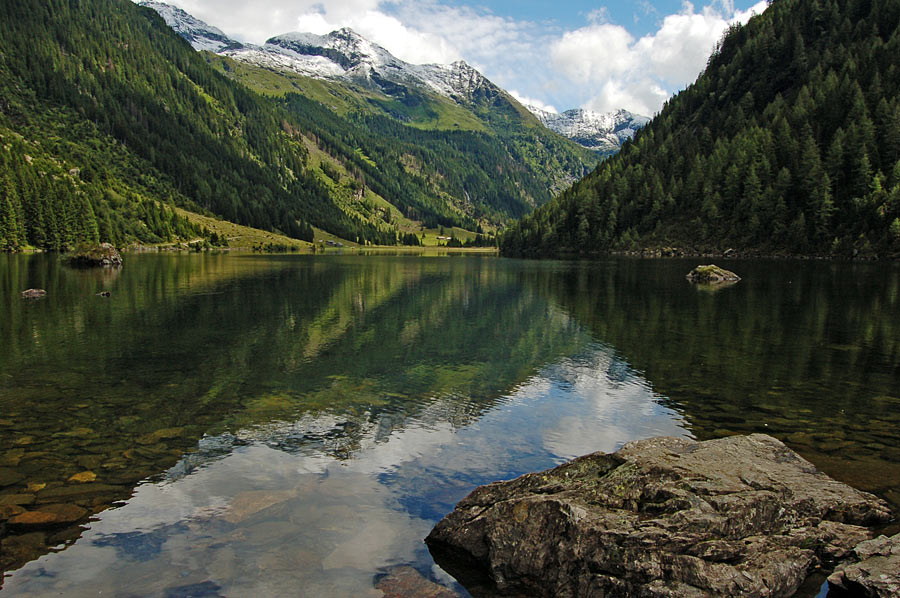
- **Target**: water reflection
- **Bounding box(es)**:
[3,340,683,596]
[2,254,898,596]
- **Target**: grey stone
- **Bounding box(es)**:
[828,533,900,597]
[427,434,892,598]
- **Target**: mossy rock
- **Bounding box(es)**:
[686,264,740,284]
[65,243,123,268]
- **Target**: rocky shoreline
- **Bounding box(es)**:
[427,434,897,597]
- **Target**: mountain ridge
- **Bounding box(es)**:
[137,1,645,151]
[525,106,650,155]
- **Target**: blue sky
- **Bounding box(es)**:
[168,0,769,115]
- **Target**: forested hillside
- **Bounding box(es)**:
[501,0,900,258]
[0,0,593,252]
[0,0,332,249]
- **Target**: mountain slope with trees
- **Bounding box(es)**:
[0,0,593,251]
[501,0,900,258]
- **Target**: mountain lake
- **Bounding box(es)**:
[0,253,898,597]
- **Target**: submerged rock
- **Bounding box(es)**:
[375,566,461,598]
[65,242,123,267]
[828,533,900,597]
[7,503,88,528]
[426,434,892,598]
[686,264,741,284]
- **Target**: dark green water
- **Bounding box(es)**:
[0,254,897,597]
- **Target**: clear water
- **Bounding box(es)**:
[0,254,897,596]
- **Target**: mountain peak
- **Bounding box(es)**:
[138,1,242,53]
[332,27,363,40]
[526,105,650,154]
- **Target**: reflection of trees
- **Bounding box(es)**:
[0,255,588,573]
[530,258,900,509]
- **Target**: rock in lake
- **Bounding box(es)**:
[375,566,461,598]
[686,264,740,284]
[8,503,88,529]
[20,288,47,299]
[828,533,900,598]
[426,434,893,598]
[65,242,123,267]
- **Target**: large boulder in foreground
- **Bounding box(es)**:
[426,434,893,598]
[686,264,740,284]
[65,243,122,267]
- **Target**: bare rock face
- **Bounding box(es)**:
[686,264,740,284]
[828,533,900,597]
[426,434,893,598]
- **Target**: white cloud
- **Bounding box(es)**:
[509,90,558,114]
[550,0,769,114]
[582,79,669,118]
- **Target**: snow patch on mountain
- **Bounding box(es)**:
[226,28,500,106]
[527,106,651,153]
[137,1,242,53]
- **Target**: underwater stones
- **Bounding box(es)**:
[0,468,25,488]
[828,533,900,597]
[686,264,741,284]
[0,503,26,520]
[20,288,47,299]
[65,242,123,267]
[375,566,460,598]
[35,483,123,504]
[136,427,184,445]
[68,471,97,483]
[8,503,88,528]
[427,434,893,598]
[0,494,35,506]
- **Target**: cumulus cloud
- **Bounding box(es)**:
[551,0,769,114]
[509,91,558,114]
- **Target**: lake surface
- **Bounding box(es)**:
[0,253,898,597]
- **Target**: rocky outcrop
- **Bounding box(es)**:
[426,434,893,598]
[828,533,900,597]
[65,243,122,267]
[686,264,741,284]
[20,288,47,299]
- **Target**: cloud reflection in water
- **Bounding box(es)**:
[4,342,686,597]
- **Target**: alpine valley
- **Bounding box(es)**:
[0,0,609,251]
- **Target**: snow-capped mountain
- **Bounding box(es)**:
[140,1,644,153]
[140,3,504,108]
[225,28,503,106]
[138,1,242,53]
[527,106,651,154]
